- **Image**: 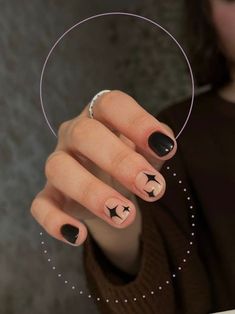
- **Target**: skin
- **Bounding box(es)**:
[30,90,177,275]
[30,1,235,275]
[209,0,235,102]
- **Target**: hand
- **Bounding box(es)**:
[30,90,177,246]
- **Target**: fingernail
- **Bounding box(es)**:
[61,224,79,245]
[148,131,175,157]
[104,197,132,225]
[135,171,163,199]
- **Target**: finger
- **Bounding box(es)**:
[58,117,166,202]
[30,184,88,246]
[135,121,176,171]
[79,90,177,161]
[44,151,137,228]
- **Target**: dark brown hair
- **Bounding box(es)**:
[184,0,231,89]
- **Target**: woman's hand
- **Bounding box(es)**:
[30,90,177,247]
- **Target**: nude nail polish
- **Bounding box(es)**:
[135,171,162,199]
[104,197,132,225]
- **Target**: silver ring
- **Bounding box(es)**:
[88,90,111,119]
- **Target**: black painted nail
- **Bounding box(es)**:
[61,224,79,244]
[148,131,175,157]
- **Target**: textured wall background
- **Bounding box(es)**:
[0,0,193,313]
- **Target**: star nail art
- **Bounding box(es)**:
[104,198,132,225]
[135,171,162,199]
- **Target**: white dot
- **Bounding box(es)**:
[172,274,176,277]
[124,299,128,302]
[44,250,47,254]
[97,297,100,301]
[52,266,56,270]
[58,274,61,277]
[178,180,182,184]
[190,242,193,245]
[190,206,193,209]
[115,300,118,303]
[88,295,91,298]
[187,197,191,200]
[40,232,43,236]
[187,250,190,254]
[41,241,44,245]
[178,267,182,270]
[151,291,154,294]
[183,188,187,192]
[72,286,75,290]
[142,295,146,298]
[165,148,169,152]
[173,173,176,176]
[158,286,162,290]
[183,259,187,262]
[192,223,195,227]
[47,258,51,262]
[166,280,169,284]
[191,215,195,218]
[106,299,109,302]
[167,166,170,170]
[65,281,68,284]
[80,291,83,294]
[134,298,137,301]
[191,232,194,236]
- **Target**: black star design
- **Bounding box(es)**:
[143,188,156,197]
[122,206,130,213]
[143,172,160,185]
[105,205,122,219]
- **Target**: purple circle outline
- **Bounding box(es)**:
[39,12,195,139]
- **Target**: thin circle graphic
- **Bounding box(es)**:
[39,12,195,140]
[38,11,197,304]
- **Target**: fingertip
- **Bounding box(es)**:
[60,221,88,246]
[148,130,177,160]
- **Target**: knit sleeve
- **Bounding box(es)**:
[82,195,177,314]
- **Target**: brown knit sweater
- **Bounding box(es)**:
[82,89,235,314]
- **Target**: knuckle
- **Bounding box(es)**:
[79,179,96,205]
[58,121,69,138]
[45,151,65,180]
[110,89,130,100]
[107,89,124,99]
[102,90,122,101]
[96,90,124,113]
[111,149,141,175]
[131,112,153,127]
[111,148,130,170]
[30,197,41,217]
[69,117,95,143]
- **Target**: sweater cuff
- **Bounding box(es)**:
[82,195,174,313]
